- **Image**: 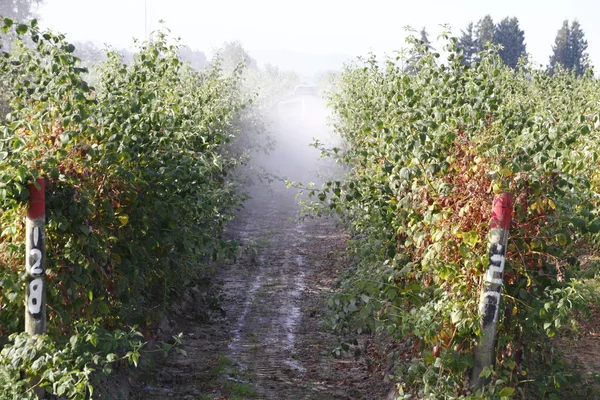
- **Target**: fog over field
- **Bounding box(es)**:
[4,2,600,399]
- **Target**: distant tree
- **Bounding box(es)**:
[0,0,43,20]
[178,45,207,70]
[420,27,434,51]
[72,41,105,65]
[476,15,495,49]
[316,70,339,96]
[402,27,434,73]
[214,41,258,74]
[249,63,300,109]
[117,48,134,65]
[458,22,479,65]
[548,21,569,75]
[494,17,526,69]
[70,41,105,83]
[459,15,528,69]
[549,20,589,75]
[568,20,588,75]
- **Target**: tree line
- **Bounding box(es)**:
[447,15,589,75]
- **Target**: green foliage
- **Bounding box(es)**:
[316,30,600,398]
[225,381,258,398]
[0,16,249,397]
[0,320,144,399]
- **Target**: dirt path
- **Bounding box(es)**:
[123,95,393,399]
[130,183,391,400]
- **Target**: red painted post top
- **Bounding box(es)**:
[490,193,512,230]
[27,178,45,220]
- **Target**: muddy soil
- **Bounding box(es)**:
[128,184,391,400]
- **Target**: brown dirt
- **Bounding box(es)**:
[125,185,393,400]
[558,302,600,393]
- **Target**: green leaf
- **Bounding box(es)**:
[479,365,492,378]
[118,214,129,226]
[130,351,140,367]
[15,24,28,34]
[451,309,462,324]
[498,387,515,397]
[97,302,110,314]
[588,219,600,234]
[519,288,528,300]
[572,217,586,230]
[461,230,478,248]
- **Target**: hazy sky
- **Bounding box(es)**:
[38,0,599,71]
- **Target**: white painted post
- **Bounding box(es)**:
[471,193,513,388]
[25,177,46,399]
[25,177,46,335]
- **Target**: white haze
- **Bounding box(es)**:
[249,93,342,197]
[38,0,600,75]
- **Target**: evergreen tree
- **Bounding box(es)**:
[178,46,207,70]
[458,22,479,65]
[459,15,529,69]
[215,41,258,74]
[476,15,494,49]
[420,27,434,51]
[494,17,527,69]
[549,20,570,75]
[549,20,588,76]
[569,20,588,75]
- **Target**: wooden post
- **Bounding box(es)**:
[25,177,46,335]
[25,178,46,399]
[471,193,513,388]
